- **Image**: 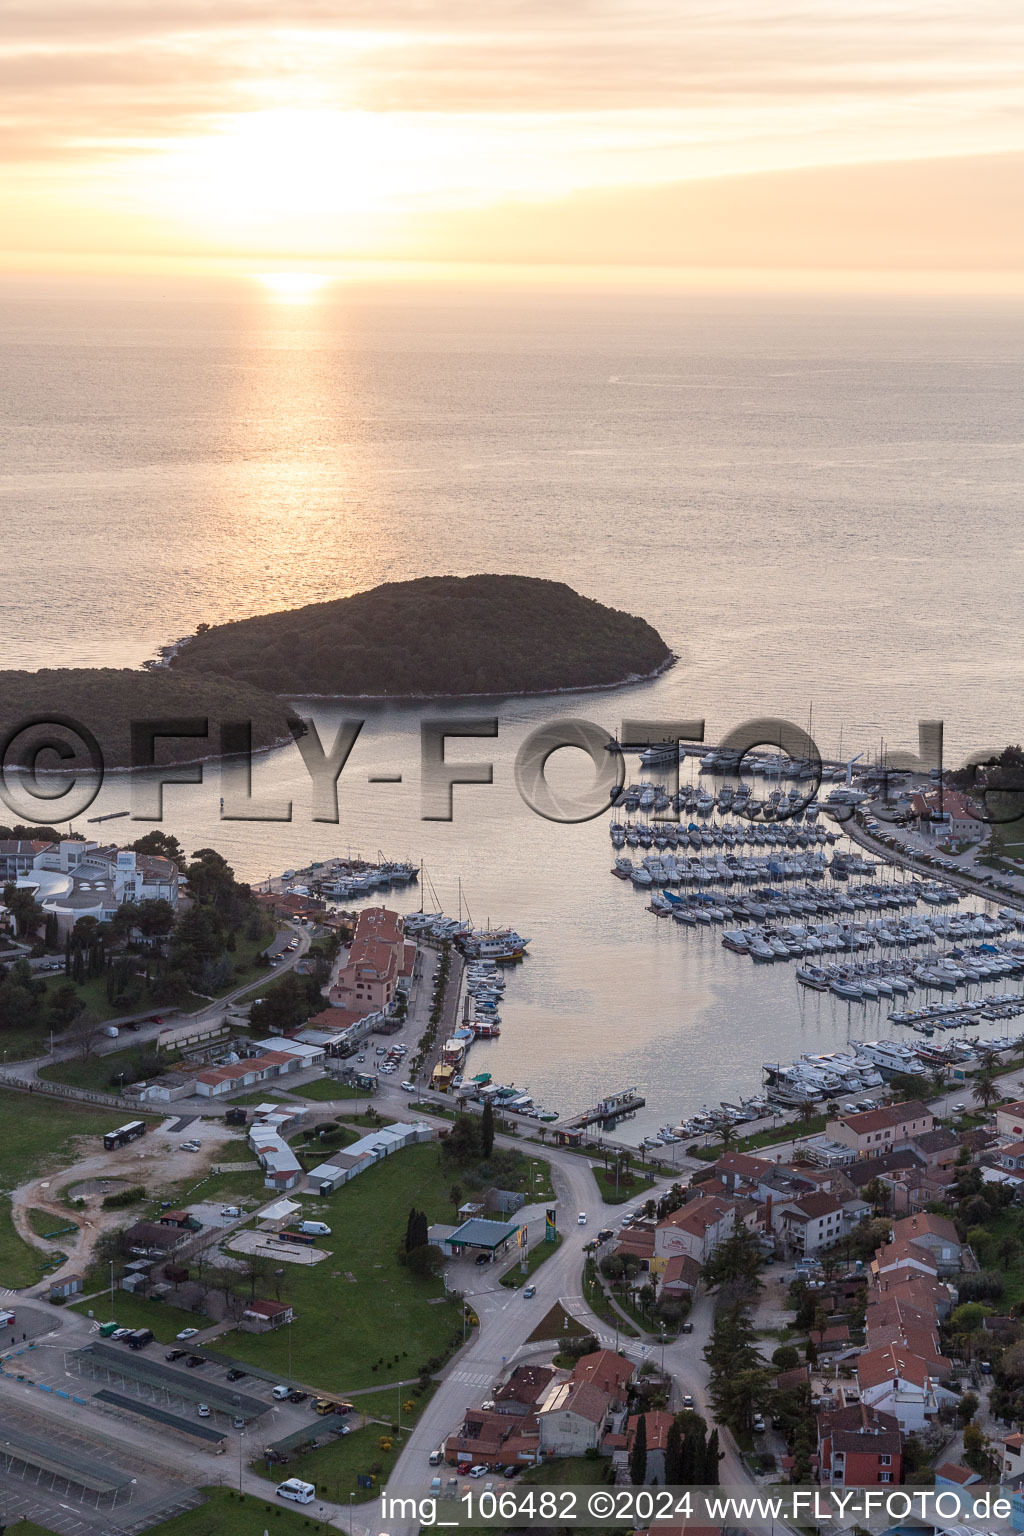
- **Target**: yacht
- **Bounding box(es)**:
[851,1039,927,1076]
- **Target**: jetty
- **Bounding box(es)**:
[556,1087,645,1138]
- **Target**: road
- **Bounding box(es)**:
[0,921,310,1088]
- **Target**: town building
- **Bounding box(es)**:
[817,1403,903,1486]
[826,1102,934,1158]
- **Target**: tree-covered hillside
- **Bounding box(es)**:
[0,668,298,770]
[169,574,673,697]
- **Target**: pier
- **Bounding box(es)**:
[557,1087,646,1137]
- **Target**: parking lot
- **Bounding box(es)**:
[74,1341,271,1428]
[0,1401,188,1536]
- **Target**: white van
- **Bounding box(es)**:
[428,1449,444,1466]
[271,1384,291,1400]
[298,1220,331,1237]
[276,1479,315,1505]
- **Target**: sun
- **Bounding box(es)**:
[256,272,333,304]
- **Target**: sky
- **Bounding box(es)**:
[2,0,1023,279]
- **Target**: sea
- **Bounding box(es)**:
[2,278,1024,1135]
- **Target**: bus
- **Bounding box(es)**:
[103,1120,147,1151]
[276,1479,315,1505]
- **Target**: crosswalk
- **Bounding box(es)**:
[450,1368,493,1388]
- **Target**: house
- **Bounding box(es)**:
[158,1210,199,1231]
[1003,1432,1024,1485]
[777,1192,847,1256]
[537,1380,613,1457]
[614,1226,655,1267]
[817,1402,903,1487]
[872,1267,954,1319]
[620,1411,676,1483]
[660,1253,701,1298]
[492,1366,556,1417]
[827,1102,934,1158]
[240,1298,295,1332]
[855,1344,955,1432]
[445,1409,514,1468]
[653,1195,756,1270]
[872,1238,940,1282]
[996,1101,1024,1140]
[889,1214,962,1275]
[123,1221,184,1256]
[910,1128,961,1171]
[934,1462,982,1511]
[570,1349,636,1408]
[809,1324,852,1359]
[1001,1141,1024,1177]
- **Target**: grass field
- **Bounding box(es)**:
[0,1088,121,1287]
[293,1078,366,1102]
[217,1142,464,1391]
[592,1167,654,1204]
[70,1288,207,1338]
[526,1302,591,1344]
[39,1040,184,1094]
[132,1487,333,1536]
[251,1384,438,1503]
[26,1207,78,1242]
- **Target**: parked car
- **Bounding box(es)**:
[185,1355,206,1368]
[165,1348,186,1361]
[287,1390,308,1403]
[110,1328,131,1341]
[197,1404,211,1418]
[226,1368,247,1382]
[177,1328,200,1340]
[752,1414,766,1433]
[474,1252,490,1266]
[469,1465,488,1479]
[680,1322,694,1334]
[221,1206,241,1218]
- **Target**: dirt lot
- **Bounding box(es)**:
[13,1117,241,1286]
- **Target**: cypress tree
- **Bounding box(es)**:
[481,1099,494,1159]
[703,1428,721,1485]
[664,1417,683,1484]
[405,1207,418,1253]
[629,1412,647,1486]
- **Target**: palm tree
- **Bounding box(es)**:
[719,1121,737,1154]
[973,1068,999,1113]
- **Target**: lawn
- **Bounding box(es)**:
[133,1487,333,1536]
[526,1302,591,1344]
[0,1088,122,1287]
[251,1384,438,1503]
[70,1288,208,1338]
[500,1234,562,1288]
[26,1207,78,1241]
[39,1041,183,1094]
[293,1078,367,1102]
[216,1142,464,1392]
[592,1167,654,1204]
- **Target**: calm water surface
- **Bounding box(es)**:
[2,282,1022,1131]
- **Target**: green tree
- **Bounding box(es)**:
[481,1099,495,1159]
[973,1067,1000,1112]
[2,883,42,938]
[630,1411,648,1486]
